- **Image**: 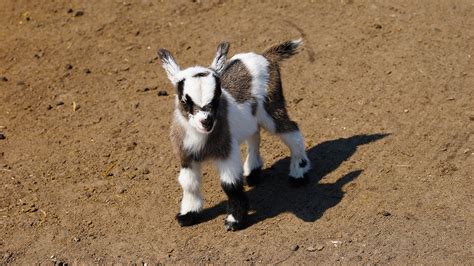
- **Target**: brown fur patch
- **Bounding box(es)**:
[250,97,258,116]
[221,59,253,103]
[170,97,231,167]
[170,119,191,168]
[263,40,301,63]
[263,61,299,133]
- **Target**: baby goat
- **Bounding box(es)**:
[158,39,311,231]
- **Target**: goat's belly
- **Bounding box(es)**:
[228,102,258,144]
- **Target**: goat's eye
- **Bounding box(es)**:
[183,95,195,114]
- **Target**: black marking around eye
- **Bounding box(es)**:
[184,94,195,114]
[177,79,185,98]
[210,75,222,109]
[193,72,210,78]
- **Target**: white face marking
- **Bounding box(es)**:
[176,66,216,107]
[174,66,219,134]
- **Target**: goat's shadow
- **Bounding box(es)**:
[201,133,389,226]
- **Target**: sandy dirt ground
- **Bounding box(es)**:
[1,0,473,264]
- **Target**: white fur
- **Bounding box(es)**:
[178,162,203,214]
[223,91,259,144]
[243,132,263,176]
[226,214,237,223]
[214,139,243,185]
[210,43,228,73]
[255,101,277,133]
[279,131,311,178]
[161,58,181,85]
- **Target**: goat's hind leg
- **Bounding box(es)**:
[278,128,311,186]
[258,105,311,186]
[176,161,203,226]
[216,141,249,231]
[243,131,263,186]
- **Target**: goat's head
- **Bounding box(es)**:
[158,42,229,134]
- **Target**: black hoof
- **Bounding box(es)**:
[176,211,200,227]
[288,175,309,187]
[245,168,262,187]
[224,220,245,231]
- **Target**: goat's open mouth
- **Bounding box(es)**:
[196,123,214,134]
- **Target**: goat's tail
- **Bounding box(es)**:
[262,39,302,63]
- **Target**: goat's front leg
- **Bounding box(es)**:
[176,160,203,226]
[215,141,249,231]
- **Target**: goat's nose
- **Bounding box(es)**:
[201,116,214,131]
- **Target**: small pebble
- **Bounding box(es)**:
[158,90,168,96]
[291,244,299,251]
[84,68,91,74]
[34,51,44,59]
[1,76,8,82]
[73,237,80,242]
[380,210,391,216]
[73,101,80,111]
[0,133,5,140]
[315,244,324,251]
[374,23,382,29]
[65,64,73,70]
[74,10,84,17]
[137,87,152,92]
[306,246,316,252]
[46,105,53,110]
[56,100,64,106]
[142,168,150,175]
[67,8,73,13]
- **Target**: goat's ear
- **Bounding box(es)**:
[210,41,230,74]
[158,48,181,84]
